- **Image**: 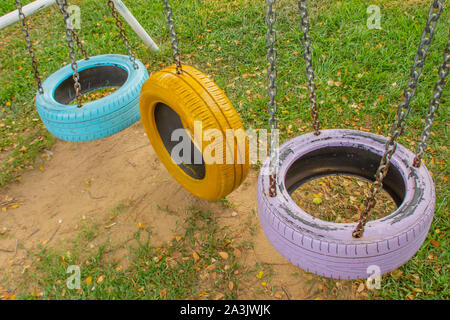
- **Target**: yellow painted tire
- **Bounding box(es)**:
[139,65,249,201]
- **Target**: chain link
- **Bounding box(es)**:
[56,0,83,108]
[15,0,44,94]
[266,0,279,196]
[107,0,139,70]
[298,0,320,135]
[163,0,182,74]
[413,36,449,167]
[353,0,444,238]
[72,30,89,60]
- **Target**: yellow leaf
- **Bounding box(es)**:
[261,282,267,286]
[256,271,264,279]
[192,251,200,261]
[85,276,92,285]
[138,222,146,229]
[314,297,324,300]
[10,204,19,209]
[313,197,323,205]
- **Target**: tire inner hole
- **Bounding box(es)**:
[285,146,406,223]
[54,65,128,105]
[154,102,206,180]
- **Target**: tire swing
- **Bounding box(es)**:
[258,0,448,279]
[139,0,249,201]
[15,0,149,142]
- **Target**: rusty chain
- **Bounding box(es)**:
[413,36,449,167]
[15,0,44,94]
[298,0,321,135]
[107,0,139,70]
[353,0,444,238]
[265,0,279,197]
[163,0,182,74]
[56,0,83,108]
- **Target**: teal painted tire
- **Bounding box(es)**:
[35,54,149,142]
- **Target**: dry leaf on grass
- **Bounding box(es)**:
[218,252,229,260]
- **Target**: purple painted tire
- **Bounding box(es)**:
[257,129,435,279]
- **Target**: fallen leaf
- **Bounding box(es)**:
[218,252,229,260]
[97,275,105,284]
[313,197,323,205]
[391,270,403,278]
[274,292,283,299]
[228,281,234,291]
[357,282,365,293]
[193,251,200,261]
[214,293,225,300]
[430,240,441,247]
[85,276,92,286]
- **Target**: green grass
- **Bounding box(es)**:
[15,207,241,300]
[0,0,448,300]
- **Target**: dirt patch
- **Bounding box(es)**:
[0,122,356,300]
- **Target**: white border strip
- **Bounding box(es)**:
[0,0,57,30]
[111,0,159,52]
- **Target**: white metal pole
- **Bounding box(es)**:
[111,0,159,52]
[0,0,57,30]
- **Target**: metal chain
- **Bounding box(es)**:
[413,36,450,167]
[56,1,88,60]
[266,0,279,197]
[163,0,182,74]
[353,0,444,238]
[298,0,320,135]
[15,0,44,94]
[56,0,83,108]
[107,0,139,70]
[72,30,89,60]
